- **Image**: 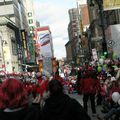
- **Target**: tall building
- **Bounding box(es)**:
[87,0,120,57]
[0,0,28,29]
[66,6,90,66]
[78,4,90,62]
[0,17,19,72]
[25,0,36,64]
[0,0,29,72]
[80,4,90,31]
[67,8,81,66]
[25,0,36,35]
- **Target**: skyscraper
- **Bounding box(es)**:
[0,0,29,72]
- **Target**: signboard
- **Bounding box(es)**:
[92,49,98,61]
[43,57,52,74]
[103,0,120,11]
[37,31,53,58]
[36,27,54,74]
[21,30,27,49]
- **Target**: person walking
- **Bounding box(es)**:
[42,79,91,120]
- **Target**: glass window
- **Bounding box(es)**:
[30,26,34,31]
[11,38,17,55]
[28,19,33,24]
[28,12,32,17]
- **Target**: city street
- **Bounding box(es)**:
[69,94,104,120]
[0,0,120,120]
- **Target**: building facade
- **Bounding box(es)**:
[66,4,90,66]
[25,0,36,64]
[87,0,120,58]
[67,8,81,66]
[0,17,19,72]
[0,0,32,72]
[78,4,90,63]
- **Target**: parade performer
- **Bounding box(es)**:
[81,67,100,116]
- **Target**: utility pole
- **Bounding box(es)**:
[97,0,108,54]
[90,0,108,55]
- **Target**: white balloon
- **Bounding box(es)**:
[112,92,120,103]
[118,99,120,105]
[99,58,104,65]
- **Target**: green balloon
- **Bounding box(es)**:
[104,64,107,67]
[101,56,105,60]
[112,53,117,60]
[103,64,107,70]
[97,66,102,72]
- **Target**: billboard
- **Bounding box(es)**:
[103,0,120,11]
[37,31,53,58]
[36,27,53,73]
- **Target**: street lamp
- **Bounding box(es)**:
[90,0,108,55]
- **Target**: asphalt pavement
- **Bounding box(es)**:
[69,93,104,120]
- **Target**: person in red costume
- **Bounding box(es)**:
[53,71,64,85]
[81,67,100,116]
[0,78,41,120]
[36,72,50,98]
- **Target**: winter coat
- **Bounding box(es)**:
[42,93,91,120]
[0,104,41,120]
[81,77,99,94]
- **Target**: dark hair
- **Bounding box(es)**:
[0,78,28,109]
[48,79,63,95]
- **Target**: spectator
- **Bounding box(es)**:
[42,79,91,120]
[0,78,41,120]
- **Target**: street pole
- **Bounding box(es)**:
[90,0,108,55]
[97,0,108,54]
[87,28,92,60]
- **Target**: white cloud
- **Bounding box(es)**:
[53,38,67,59]
[33,0,86,59]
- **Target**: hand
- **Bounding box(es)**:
[33,94,41,104]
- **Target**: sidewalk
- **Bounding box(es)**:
[69,93,104,120]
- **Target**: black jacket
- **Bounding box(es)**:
[0,104,41,120]
[42,93,91,120]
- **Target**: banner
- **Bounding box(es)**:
[103,0,120,11]
[37,31,53,58]
[20,30,27,49]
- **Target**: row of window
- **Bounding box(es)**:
[0,0,12,5]
[28,19,33,24]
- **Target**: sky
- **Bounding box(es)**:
[34,0,86,59]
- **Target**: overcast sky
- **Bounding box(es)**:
[34,0,86,59]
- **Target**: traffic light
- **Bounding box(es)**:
[104,52,107,55]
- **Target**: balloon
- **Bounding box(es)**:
[112,53,117,60]
[101,56,105,60]
[97,66,102,72]
[103,64,107,68]
[99,58,104,65]
[112,92,120,103]
[118,99,120,105]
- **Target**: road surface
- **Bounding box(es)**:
[69,93,104,120]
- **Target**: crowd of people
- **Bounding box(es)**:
[74,58,120,120]
[0,56,120,120]
[0,70,91,120]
